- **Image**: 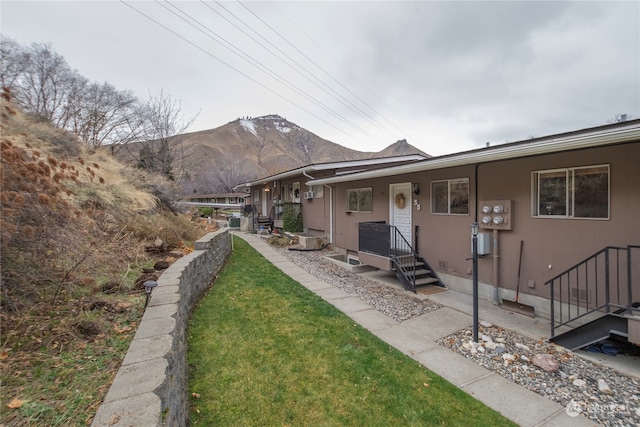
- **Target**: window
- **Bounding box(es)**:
[431,178,469,215]
[346,188,372,212]
[311,184,323,198]
[533,165,609,219]
[253,190,260,203]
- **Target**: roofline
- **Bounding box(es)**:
[236,154,427,188]
[306,120,640,186]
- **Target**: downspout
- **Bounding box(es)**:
[303,170,334,244]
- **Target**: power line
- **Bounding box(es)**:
[159,0,373,137]
[119,0,354,138]
[213,0,398,139]
[267,0,409,138]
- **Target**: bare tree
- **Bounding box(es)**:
[1,37,141,149]
[126,90,198,182]
[188,154,257,194]
[0,36,30,90]
[69,82,138,149]
[10,42,76,125]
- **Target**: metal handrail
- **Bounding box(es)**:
[545,245,638,338]
[389,226,418,291]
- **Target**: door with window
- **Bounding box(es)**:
[390,183,412,247]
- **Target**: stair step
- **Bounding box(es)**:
[550,315,628,351]
[415,277,439,286]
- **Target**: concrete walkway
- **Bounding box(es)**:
[234,232,597,427]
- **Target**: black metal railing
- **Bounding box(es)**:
[358,221,390,257]
[389,226,419,292]
[358,222,421,292]
[545,245,639,338]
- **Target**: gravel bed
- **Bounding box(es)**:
[273,245,441,322]
[268,240,639,426]
[437,325,640,426]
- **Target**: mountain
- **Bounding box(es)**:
[114,114,428,193]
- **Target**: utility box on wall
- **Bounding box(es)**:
[479,200,513,231]
[472,232,491,255]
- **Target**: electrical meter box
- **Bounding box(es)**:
[479,200,513,231]
[472,232,491,255]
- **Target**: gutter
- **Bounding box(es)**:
[303,170,333,244]
[305,124,640,186]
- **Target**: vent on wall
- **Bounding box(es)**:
[570,288,589,303]
[438,260,448,269]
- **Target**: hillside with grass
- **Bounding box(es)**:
[0,92,211,426]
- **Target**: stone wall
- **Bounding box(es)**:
[91,229,231,426]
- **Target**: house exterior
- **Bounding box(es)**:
[180,192,249,217]
[303,119,640,342]
[235,155,427,235]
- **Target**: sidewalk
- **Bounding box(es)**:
[234,232,597,426]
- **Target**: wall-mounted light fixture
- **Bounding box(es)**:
[413,182,420,195]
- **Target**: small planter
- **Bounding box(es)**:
[324,254,376,273]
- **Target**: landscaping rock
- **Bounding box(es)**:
[532,354,559,372]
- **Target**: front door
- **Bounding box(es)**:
[390,183,412,246]
[262,189,269,216]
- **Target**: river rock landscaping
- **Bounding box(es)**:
[272,242,640,427]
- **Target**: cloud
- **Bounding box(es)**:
[1,1,638,156]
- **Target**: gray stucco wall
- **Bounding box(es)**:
[91,228,231,426]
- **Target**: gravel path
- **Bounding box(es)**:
[271,242,640,426]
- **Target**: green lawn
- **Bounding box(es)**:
[187,236,516,426]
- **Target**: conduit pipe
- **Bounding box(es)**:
[492,229,500,305]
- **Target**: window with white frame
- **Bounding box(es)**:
[346,188,372,212]
[532,165,609,219]
[431,178,469,215]
[311,184,323,198]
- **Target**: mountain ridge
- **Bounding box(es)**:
[115,114,428,193]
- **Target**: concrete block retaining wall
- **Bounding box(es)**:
[91,229,231,427]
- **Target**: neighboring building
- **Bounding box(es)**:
[235,155,428,235]
[301,119,639,346]
[180,192,249,216]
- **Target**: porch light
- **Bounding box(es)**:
[413,182,420,195]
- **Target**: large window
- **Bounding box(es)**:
[346,188,372,212]
[431,178,469,215]
[532,165,609,219]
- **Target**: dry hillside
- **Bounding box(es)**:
[113,114,428,193]
[0,92,211,426]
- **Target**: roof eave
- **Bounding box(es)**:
[307,125,640,186]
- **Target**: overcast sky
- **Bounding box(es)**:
[2,1,638,156]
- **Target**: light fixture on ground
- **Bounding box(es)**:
[143,280,158,309]
[471,222,479,343]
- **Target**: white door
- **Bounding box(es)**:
[262,189,268,216]
[390,183,412,246]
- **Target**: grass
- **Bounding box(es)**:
[187,237,517,426]
[0,292,144,426]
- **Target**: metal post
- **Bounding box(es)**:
[471,222,479,343]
